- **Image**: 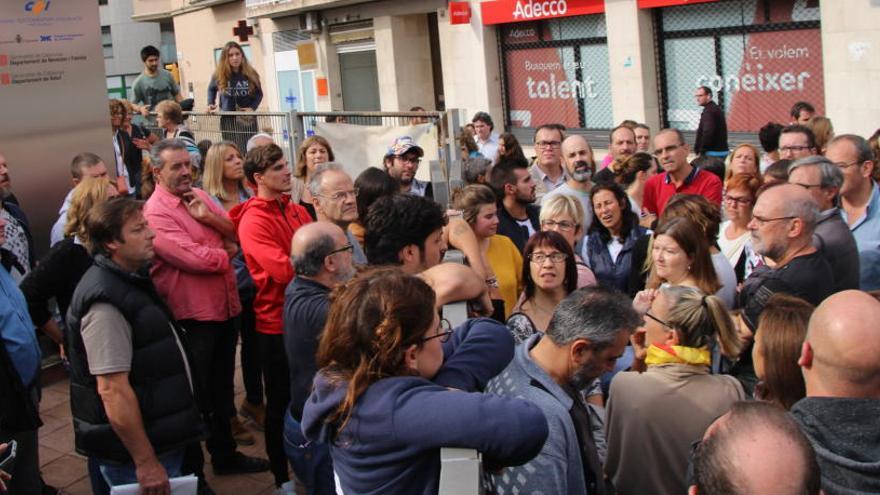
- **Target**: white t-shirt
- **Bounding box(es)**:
[718,220,749,267]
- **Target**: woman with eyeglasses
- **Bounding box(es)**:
[605,285,744,495]
[301,267,548,495]
[719,173,763,283]
[582,183,648,293]
[506,231,578,343]
[454,185,522,319]
[539,194,597,288]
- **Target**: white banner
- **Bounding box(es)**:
[314,122,439,182]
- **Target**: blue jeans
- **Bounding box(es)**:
[97,449,184,487]
[283,408,335,495]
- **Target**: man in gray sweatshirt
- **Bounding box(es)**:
[792,289,880,494]
[487,286,640,495]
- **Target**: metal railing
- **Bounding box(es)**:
[145,111,297,161]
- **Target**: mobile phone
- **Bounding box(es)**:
[0,440,17,470]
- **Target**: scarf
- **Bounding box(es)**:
[645,343,711,366]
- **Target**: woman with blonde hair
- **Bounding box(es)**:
[20,177,119,348]
[540,193,597,288]
[291,135,335,219]
[155,100,201,173]
[809,116,834,154]
[606,285,744,495]
[208,41,263,151]
[200,140,265,443]
[724,143,761,182]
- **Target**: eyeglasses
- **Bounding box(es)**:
[723,194,752,206]
[528,252,568,264]
[751,214,796,226]
[779,145,812,154]
[396,155,421,165]
[326,243,354,257]
[644,311,673,329]
[541,219,576,231]
[834,160,861,170]
[420,318,453,343]
[653,144,681,156]
[316,188,359,202]
[536,140,561,149]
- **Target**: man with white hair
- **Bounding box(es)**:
[308,163,367,265]
[788,155,859,291]
[246,133,274,153]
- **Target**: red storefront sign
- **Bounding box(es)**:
[637,0,717,7]
[481,0,604,25]
[449,2,472,24]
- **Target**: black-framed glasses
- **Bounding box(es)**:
[644,312,672,329]
[779,145,812,154]
[723,194,752,206]
[326,244,354,257]
[541,219,576,231]
[751,214,796,226]
[528,252,568,264]
[316,188,359,202]
[396,155,421,165]
[420,318,453,343]
[535,140,561,149]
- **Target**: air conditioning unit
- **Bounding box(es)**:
[300,12,320,33]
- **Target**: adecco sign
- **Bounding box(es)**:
[481,0,604,25]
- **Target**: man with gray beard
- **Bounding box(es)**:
[738,183,835,317]
[542,134,596,233]
[487,286,640,495]
[282,221,356,494]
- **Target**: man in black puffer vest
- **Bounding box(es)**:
[66,197,205,493]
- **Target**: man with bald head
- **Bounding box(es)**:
[738,183,834,319]
[643,128,722,215]
[792,290,880,494]
[541,134,595,232]
[690,401,821,495]
[309,163,367,265]
[283,221,356,493]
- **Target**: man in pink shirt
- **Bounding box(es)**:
[144,139,269,487]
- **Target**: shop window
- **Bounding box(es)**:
[500,15,612,131]
[657,0,823,133]
[101,25,113,59]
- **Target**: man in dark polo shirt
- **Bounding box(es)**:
[643,128,722,216]
[282,221,356,494]
[738,183,835,318]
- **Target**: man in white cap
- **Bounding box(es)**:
[383,136,432,198]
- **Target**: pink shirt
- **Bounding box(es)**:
[145,185,241,322]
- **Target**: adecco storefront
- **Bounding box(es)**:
[481,0,613,132]
[651,0,824,133]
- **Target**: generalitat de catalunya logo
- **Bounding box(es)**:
[24,1,51,15]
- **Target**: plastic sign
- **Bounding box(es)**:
[481,0,604,25]
[449,2,471,24]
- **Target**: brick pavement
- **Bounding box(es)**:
[36,353,280,494]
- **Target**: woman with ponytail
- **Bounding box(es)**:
[300,267,547,495]
[605,285,745,495]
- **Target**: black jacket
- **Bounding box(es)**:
[66,254,205,462]
[497,202,541,253]
[116,130,143,197]
[283,276,331,421]
[694,101,729,154]
[20,238,92,329]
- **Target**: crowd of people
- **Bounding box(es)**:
[0,38,878,495]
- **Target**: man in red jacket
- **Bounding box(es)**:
[230,143,312,488]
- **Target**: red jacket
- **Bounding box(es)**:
[230,194,312,334]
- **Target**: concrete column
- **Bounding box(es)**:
[374,14,435,111]
[436,1,504,130]
[604,0,661,131]
[820,0,880,136]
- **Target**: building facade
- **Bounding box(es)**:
[131,0,880,139]
[101,0,174,99]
